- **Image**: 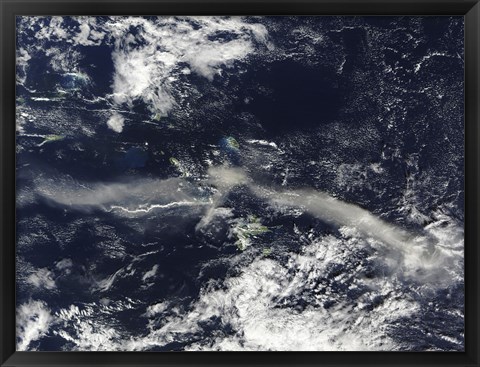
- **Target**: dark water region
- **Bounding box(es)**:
[244,60,344,136]
[78,45,115,95]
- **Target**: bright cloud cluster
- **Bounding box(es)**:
[107,112,125,133]
[20,16,270,132]
[17,299,54,351]
[105,16,270,121]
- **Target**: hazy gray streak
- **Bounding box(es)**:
[35,177,200,212]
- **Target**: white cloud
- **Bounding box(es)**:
[258,186,462,283]
[18,166,463,351]
[74,22,94,46]
[31,16,105,46]
[55,258,73,270]
[19,16,271,120]
[201,165,464,285]
[52,300,141,351]
[95,268,124,292]
[16,47,31,84]
[142,238,419,351]
[46,47,83,73]
[56,318,121,351]
[142,265,158,282]
[17,299,55,351]
[34,17,68,41]
[105,16,270,118]
[246,139,279,149]
[27,268,56,290]
[37,212,462,351]
[107,112,125,133]
[145,302,168,317]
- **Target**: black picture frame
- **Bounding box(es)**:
[1,0,479,366]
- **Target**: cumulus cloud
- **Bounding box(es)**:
[18,16,270,120]
[109,238,420,351]
[74,23,94,46]
[140,215,460,351]
[52,301,142,351]
[107,112,125,133]
[142,265,158,282]
[105,16,270,118]
[204,166,462,283]
[17,299,55,351]
[73,18,106,46]
[32,203,461,351]
[34,16,68,41]
[55,258,73,271]
[182,257,417,351]
[16,47,31,84]
[24,162,462,354]
[144,302,168,317]
[26,268,56,290]
[95,268,125,292]
[255,186,462,282]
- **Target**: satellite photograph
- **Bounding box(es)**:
[15,16,464,351]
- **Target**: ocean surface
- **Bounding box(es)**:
[16,16,464,351]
